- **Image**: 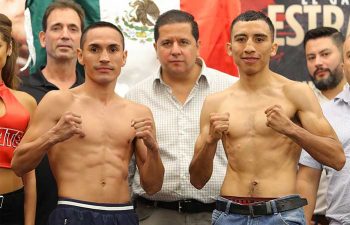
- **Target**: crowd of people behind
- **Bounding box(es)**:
[0,1,349,225]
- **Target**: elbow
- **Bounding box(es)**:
[190,178,206,190]
[145,185,162,196]
[320,143,346,171]
[331,144,346,171]
[143,166,164,195]
[189,164,207,190]
[189,171,206,190]
[11,148,25,177]
[143,180,163,196]
[334,154,346,171]
[11,159,25,177]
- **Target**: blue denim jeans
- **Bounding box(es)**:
[212,195,306,225]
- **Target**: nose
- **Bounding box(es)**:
[170,42,181,55]
[99,49,110,63]
[244,39,256,54]
[60,27,71,39]
[315,55,323,68]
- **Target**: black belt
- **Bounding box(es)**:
[137,196,215,213]
[216,196,307,217]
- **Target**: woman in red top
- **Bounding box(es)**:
[0,13,36,225]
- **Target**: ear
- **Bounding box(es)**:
[77,48,84,66]
[153,42,158,59]
[39,31,46,48]
[270,42,278,57]
[226,42,233,56]
[121,50,128,67]
[196,40,201,57]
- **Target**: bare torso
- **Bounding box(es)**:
[0,169,23,194]
[217,77,301,197]
[48,89,140,203]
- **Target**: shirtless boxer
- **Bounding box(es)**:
[12,21,164,225]
[189,10,345,225]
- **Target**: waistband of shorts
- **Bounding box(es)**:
[1,187,24,208]
[57,197,134,211]
[0,187,24,197]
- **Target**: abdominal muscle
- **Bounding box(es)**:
[49,139,133,204]
[220,133,301,198]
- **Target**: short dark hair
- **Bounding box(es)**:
[303,27,344,51]
[154,9,199,42]
[42,0,85,32]
[80,21,125,50]
[0,13,19,89]
[230,10,275,42]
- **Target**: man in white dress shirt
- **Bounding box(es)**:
[126,9,238,225]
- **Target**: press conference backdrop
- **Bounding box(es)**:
[19,0,350,94]
[267,0,350,81]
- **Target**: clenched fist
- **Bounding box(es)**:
[51,111,85,144]
[265,105,293,135]
[208,112,230,143]
[131,117,158,151]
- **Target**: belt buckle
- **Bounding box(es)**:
[178,200,191,213]
[0,195,4,209]
[249,201,272,217]
[178,201,182,213]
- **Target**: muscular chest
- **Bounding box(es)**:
[69,103,135,148]
[219,95,296,138]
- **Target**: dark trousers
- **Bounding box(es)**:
[0,188,24,225]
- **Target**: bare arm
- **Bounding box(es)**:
[266,82,345,170]
[12,91,85,176]
[189,96,229,189]
[18,93,37,225]
[297,165,322,225]
[133,109,164,195]
[22,171,36,225]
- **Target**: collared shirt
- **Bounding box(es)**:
[306,81,347,215]
[299,84,350,225]
[19,66,85,103]
[125,59,238,203]
[308,81,330,104]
